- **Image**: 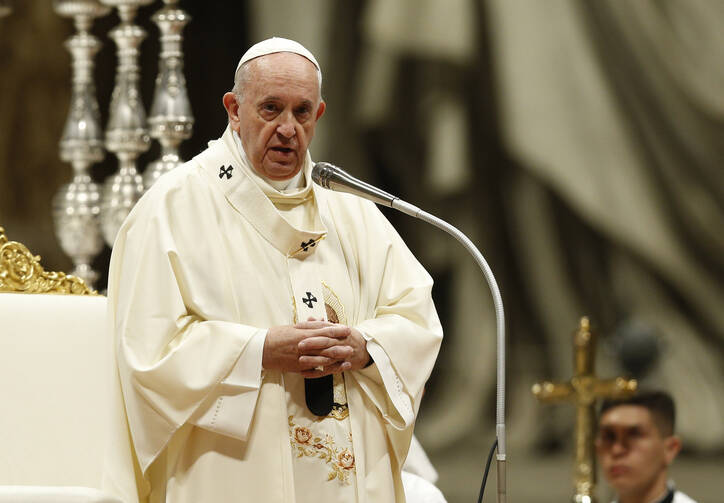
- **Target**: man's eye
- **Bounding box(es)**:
[599,430,615,444]
[628,427,643,438]
[295,107,311,118]
[261,103,278,113]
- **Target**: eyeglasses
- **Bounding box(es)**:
[595,425,648,451]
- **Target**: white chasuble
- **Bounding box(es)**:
[108,126,443,503]
[273,185,357,503]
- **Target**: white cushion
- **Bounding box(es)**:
[0,486,123,503]
[0,293,137,502]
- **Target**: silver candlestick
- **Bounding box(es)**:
[100,0,153,246]
[144,0,193,189]
[52,0,110,287]
[0,0,12,18]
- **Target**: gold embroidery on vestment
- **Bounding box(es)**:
[288,416,356,485]
[289,235,327,257]
[329,401,349,420]
[321,281,347,325]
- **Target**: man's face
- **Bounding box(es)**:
[225,52,325,181]
[596,405,679,499]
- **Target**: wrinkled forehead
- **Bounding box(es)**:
[240,53,322,101]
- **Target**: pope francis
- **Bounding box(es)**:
[108,37,443,503]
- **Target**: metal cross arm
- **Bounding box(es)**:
[532,317,637,503]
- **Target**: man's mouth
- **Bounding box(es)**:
[608,465,629,477]
[270,147,295,155]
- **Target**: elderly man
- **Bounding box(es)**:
[596,391,697,503]
[108,38,443,503]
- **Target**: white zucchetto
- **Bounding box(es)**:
[236,37,320,73]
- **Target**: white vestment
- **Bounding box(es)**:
[671,491,698,503]
[611,485,698,503]
[108,126,443,503]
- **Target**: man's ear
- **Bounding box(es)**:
[663,435,682,466]
[315,100,326,121]
[223,92,241,132]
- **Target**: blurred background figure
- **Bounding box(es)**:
[597,391,696,503]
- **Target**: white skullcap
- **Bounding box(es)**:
[236,37,320,73]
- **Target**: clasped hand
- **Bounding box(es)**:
[262,319,370,378]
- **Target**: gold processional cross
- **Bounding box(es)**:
[532,317,637,503]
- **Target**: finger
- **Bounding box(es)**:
[298,355,337,369]
[298,335,352,353]
[315,324,351,339]
[318,345,353,360]
[300,361,351,378]
[298,336,336,353]
[295,322,351,340]
[294,320,334,330]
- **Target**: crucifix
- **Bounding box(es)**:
[532,317,637,503]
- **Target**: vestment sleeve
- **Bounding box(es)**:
[108,182,266,476]
[346,200,443,430]
[188,329,267,435]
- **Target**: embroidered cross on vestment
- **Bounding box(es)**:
[219,165,233,179]
[302,292,317,308]
[300,239,316,252]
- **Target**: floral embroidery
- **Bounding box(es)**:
[337,449,355,469]
[289,416,356,484]
[294,426,312,445]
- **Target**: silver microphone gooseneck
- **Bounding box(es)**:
[313,162,507,503]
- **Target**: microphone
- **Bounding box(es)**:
[312,161,397,207]
[312,162,422,218]
[312,161,508,503]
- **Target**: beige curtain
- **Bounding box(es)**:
[488,0,724,449]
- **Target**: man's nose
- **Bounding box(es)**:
[610,437,628,456]
[276,114,296,139]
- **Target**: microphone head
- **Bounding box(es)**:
[311,161,397,206]
[312,161,337,189]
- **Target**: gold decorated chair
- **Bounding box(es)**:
[0,228,138,503]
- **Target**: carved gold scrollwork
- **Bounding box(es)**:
[0,227,97,295]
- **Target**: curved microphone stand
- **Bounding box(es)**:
[313,162,506,503]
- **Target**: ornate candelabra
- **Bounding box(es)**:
[144,0,193,189]
[0,0,12,18]
[100,0,153,246]
[52,0,110,287]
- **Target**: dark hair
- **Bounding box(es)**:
[599,391,676,436]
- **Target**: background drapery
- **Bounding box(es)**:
[1,0,722,499]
